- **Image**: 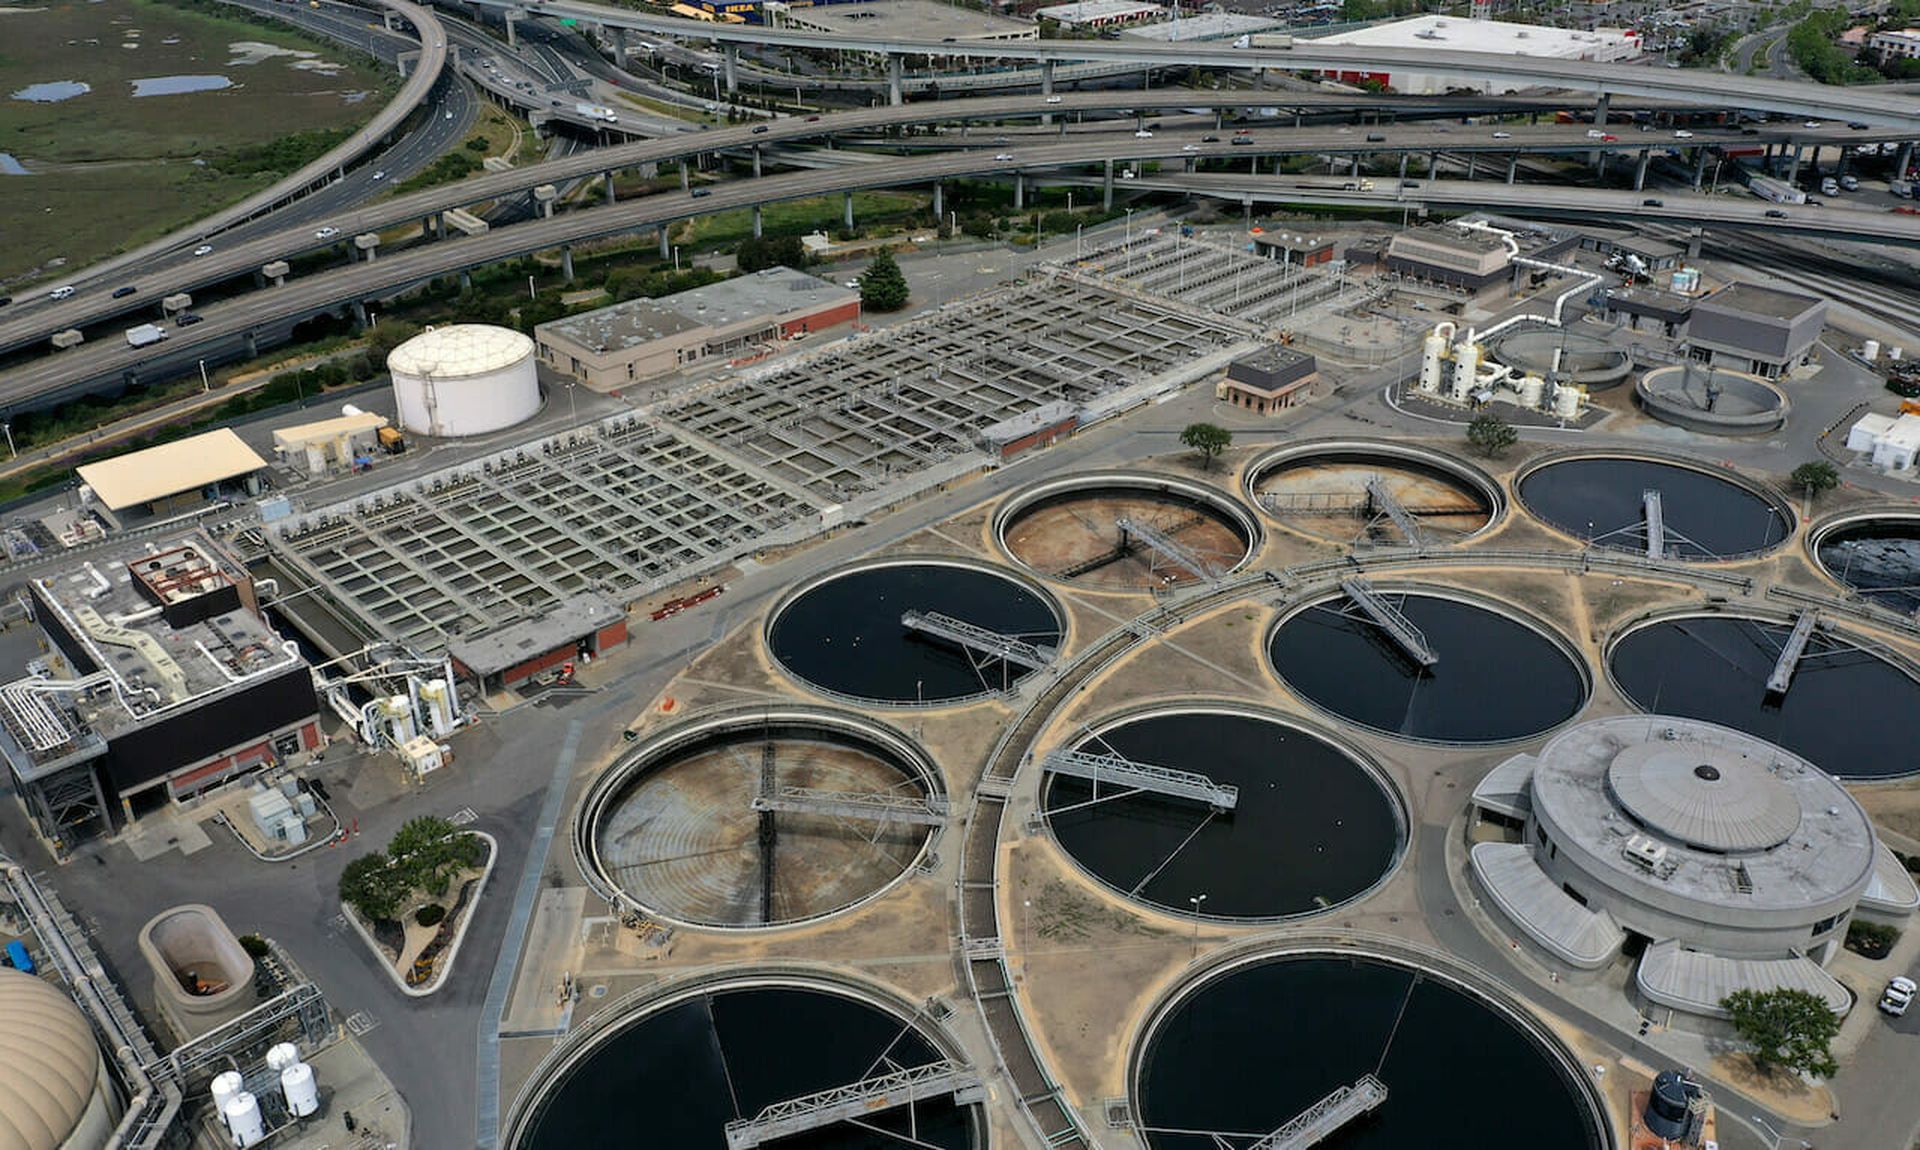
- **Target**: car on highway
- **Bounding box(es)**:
[1133,129,1153,138]
[752,124,769,134]
[315,226,339,239]
[1365,133,1386,142]
[1600,133,1618,142]
[1673,129,1693,139]
[1491,131,1511,139]
[1804,120,1822,128]
[1044,95,1062,104]
[175,313,204,327]
[993,152,1015,161]
[1642,198,1663,207]
[372,170,386,181]
[1201,134,1219,142]
[1230,136,1252,145]
[1849,121,1869,130]
[1765,208,1788,218]
[49,285,74,300]
[1182,143,1200,152]
[806,115,820,122]
[0,297,10,308]
[193,244,214,257]
[1880,976,1915,1016]
[690,187,711,197]
[111,286,136,299]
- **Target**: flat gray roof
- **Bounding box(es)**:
[1699,281,1824,323]
[539,267,856,356]
[783,0,1035,40]
[448,593,623,677]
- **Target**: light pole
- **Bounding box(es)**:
[1,423,14,462]
[1125,207,1135,274]
[1188,893,1207,957]
[198,359,211,395]
[1750,1114,1809,1150]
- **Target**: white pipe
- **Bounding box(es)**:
[1454,219,1603,344]
[80,562,110,600]
[106,605,164,627]
[194,641,245,684]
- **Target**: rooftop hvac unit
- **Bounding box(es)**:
[1623,834,1669,872]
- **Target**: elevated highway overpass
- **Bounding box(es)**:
[7,126,1918,407]
[0,89,1868,356]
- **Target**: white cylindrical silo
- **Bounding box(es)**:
[265,1042,300,1072]
[224,1092,265,1147]
[381,695,416,745]
[212,1070,244,1125]
[421,679,456,737]
[1518,374,1545,409]
[281,1061,320,1118]
[1863,339,1881,363]
[1418,331,1448,393]
[387,324,540,438]
[1450,340,1481,403]
[1554,385,1583,420]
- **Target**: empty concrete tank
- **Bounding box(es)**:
[387,323,540,438]
[137,904,257,1039]
[0,967,121,1150]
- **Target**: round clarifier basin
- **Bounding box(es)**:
[1267,589,1588,744]
[578,708,943,928]
[1042,707,1404,920]
[995,472,1258,590]
[1812,512,1920,614]
[1131,950,1607,1150]
[514,979,979,1150]
[768,559,1063,705]
[1635,365,1789,435]
[1485,326,1633,390]
[1609,613,1920,780]
[1517,454,1791,559]
[1244,441,1501,545]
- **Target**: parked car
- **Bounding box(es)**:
[111,285,136,299]
[1881,976,1915,1016]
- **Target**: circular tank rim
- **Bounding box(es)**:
[501,968,984,1150]
[990,469,1263,587]
[1512,447,1796,562]
[763,554,1068,709]
[573,702,948,930]
[1484,325,1634,389]
[1036,699,1409,925]
[1122,937,1615,1150]
[386,324,536,381]
[1239,437,1508,544]
[1264,582,1594,748]
[1602,604,1920,781]
[1805,506,1920,602]
[1634,366,1790,437]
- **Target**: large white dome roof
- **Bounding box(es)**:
[387,324,533,380]
[0,968,102,1150]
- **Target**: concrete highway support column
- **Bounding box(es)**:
[724,46,739,96]
[1787,143,1803,185]
[1897,141,1914,178]
[534,184,559,218]
[351,301,368,328]
[1104,158,1114,209]
[887,55,903,107]
[1506,155,1517,184]
[843,191,854,230]
[604,172,616,204]
[681,163,691,191]
[263,260,289,287]
[752,146,762,178]
[932,182,942,218]
[1594,92,1610,128]
[561,246,575,282]
[1687,227,1703,259]
[354,233,379,262]
[660,227,671,259]
[243,331,257,358]
[1692,147,1709,189]
[1595,151,1608,179]
[504,9,517,49]
[1041,60,1055,127]
[1634,149,1650,190]
[1399,153,1409,182]
[1464,153,1476,180]
[1014,174,1024,209]
[1427,150,1438,178]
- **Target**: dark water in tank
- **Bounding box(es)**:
[1045,713,1401,919]
[1611,616,1920,779]
[1519,458,1789,559]
[1816,522,1920,614]
[1267,594,1586,743]
[522,987,972,1150]
[770,564,1060,703]
[1136,956,1601,1150]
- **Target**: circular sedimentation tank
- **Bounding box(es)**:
[1485,326,1633,390]
[1811,510,1920,614]
[1042,706,1405,920]
[576,707,944,927]
[995,472,1259,590]
[1517,452,1792,560]
[1267,587,1588,744]
[1609,612,1920,780]
[1244,441,1503,545]
[511,976,980,1150]
[767,558,1063,705]
[1635,365,1790,436]
[1131,949,1608,1150]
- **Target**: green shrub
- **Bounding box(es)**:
[415,904,447,928]
[237,934,270,959]
[1848,920,1900,959]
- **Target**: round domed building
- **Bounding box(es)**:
[1470,715,1919,1020]
[0,967,122,1150]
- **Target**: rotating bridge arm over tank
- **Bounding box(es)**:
[1042,748,1239,812]
[1247,1074,1389,1150]
[1335,578,1437,668]
[722,1060,985,1150]
[1766,609,1821,696]
[899,609,1056,671]
[1116,516,1223,582]
[751,786,949,826]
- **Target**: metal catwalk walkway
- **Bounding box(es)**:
[1248,1074,1388,1150]
[1337,577,1437,667]
[1766,609,1820,695]
[1042,748,1239,811]
[752,785,950,826]
[723,1060,986,1149]
[1116,516,1221,581]
[1365,476,1423,547]
[1643,489,1666,560]
[901,609,1056,671]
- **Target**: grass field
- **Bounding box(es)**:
[0,0,390,285]
[677,190,930,249]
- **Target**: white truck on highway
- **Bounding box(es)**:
[574,102,617,124]
[124,323,168,349]
[1747,174,1806,205]
[1893,178,1915,199]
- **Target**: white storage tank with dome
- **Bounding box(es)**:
[211,1069,244,1125]
[281,1060,320,1118]
[0,967,122,1150]
[223,1091,265,1147]
[386,323,540,438]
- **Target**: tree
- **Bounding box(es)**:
[1791,460,1839,501]
[339,853,407,924]
[389,815,473,898]
[736,235,808,274]
[1467,412,1518,458]
[1721,988,1840,1078]
[1179,422,1232,471]
[858,250,909,312]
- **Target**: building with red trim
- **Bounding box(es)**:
[448,592,630,694]
[0,532,320,846]
[535,267,861,389]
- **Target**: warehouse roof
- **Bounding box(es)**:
[76,429,267,512]
[1318,15,1638,56]
[448,593,623,677]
